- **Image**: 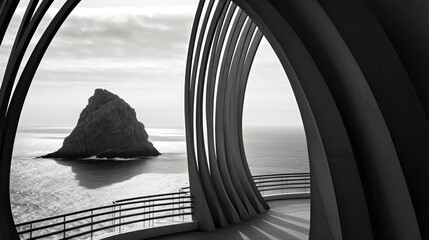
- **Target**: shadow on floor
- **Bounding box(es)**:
[149,199,310,240]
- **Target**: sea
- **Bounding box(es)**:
[10,126,308,224]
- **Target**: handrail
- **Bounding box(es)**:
[113,191,190,203]
[16,192,189,227]
[254,178,310,184]
[16,190,194,240]
[254,173,310,196]
[18,201,194,235]
[15,173,310,240]
[254,176,310,181]
[259,186,310,192]
[252,172,309,178]
[28,207,194,240]
[63,212,193,240]
[258,182,310,188]
[111,196,193,208]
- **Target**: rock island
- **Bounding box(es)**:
[42,89,160,159]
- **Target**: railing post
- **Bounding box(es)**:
[286,175,289,194]
[304,176,306,192]
[173,194,175,221]
[119,205,121,234]
[307,176,310,193]
[29,223,32,239]
[91,210,93,240]
[151,200,154,227]
[281,175,284,194]
[181,197,184,222]
[113,206,116,233]
[63,216,66,239]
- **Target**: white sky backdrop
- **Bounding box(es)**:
[1,0,303,128]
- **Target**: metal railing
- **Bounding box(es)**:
[15,191,193,240]
[15,173,310,240]
[172,173,311,197]
[253,172,310,195]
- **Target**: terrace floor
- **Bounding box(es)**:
[149,199,310,240]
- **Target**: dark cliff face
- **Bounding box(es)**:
[42,89,160,159]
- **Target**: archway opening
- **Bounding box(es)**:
[6,0,199,237]
[243,36,309,176]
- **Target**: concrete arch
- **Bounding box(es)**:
[230,0,424,239]
[188,0,426,239]
[0,1,82,238]
[185,0,274,231]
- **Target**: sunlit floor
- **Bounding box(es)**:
[150,199,310,240]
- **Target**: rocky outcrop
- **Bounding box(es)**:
[42,89,160,159]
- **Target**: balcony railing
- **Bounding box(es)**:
[253,172,310,195]
[15,173,310,240]
[15,191,193,240]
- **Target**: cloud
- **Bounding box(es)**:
[50,9,194,59]
[1,6,195,87]
[0,2,302,128]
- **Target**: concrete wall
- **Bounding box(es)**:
[230,0,427,239]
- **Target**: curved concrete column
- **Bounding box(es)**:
[224,20,265,215]
[184,0,216,231]
[186,0,270,227]
[220,16,258,219]
[0,1,82,238]
[0,0,51,128]
[231,0,425,239]
[190,0,228,228]
[236,30,270,211]
[205,1,242,225]
[214,10,252,221]
[360,1,429,238]
[0,0,19,45]
[11,0,39,50]
[269,1,420,239]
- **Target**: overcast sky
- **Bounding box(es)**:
[1,0,303,128]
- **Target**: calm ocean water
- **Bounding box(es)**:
[10,126,308,224]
